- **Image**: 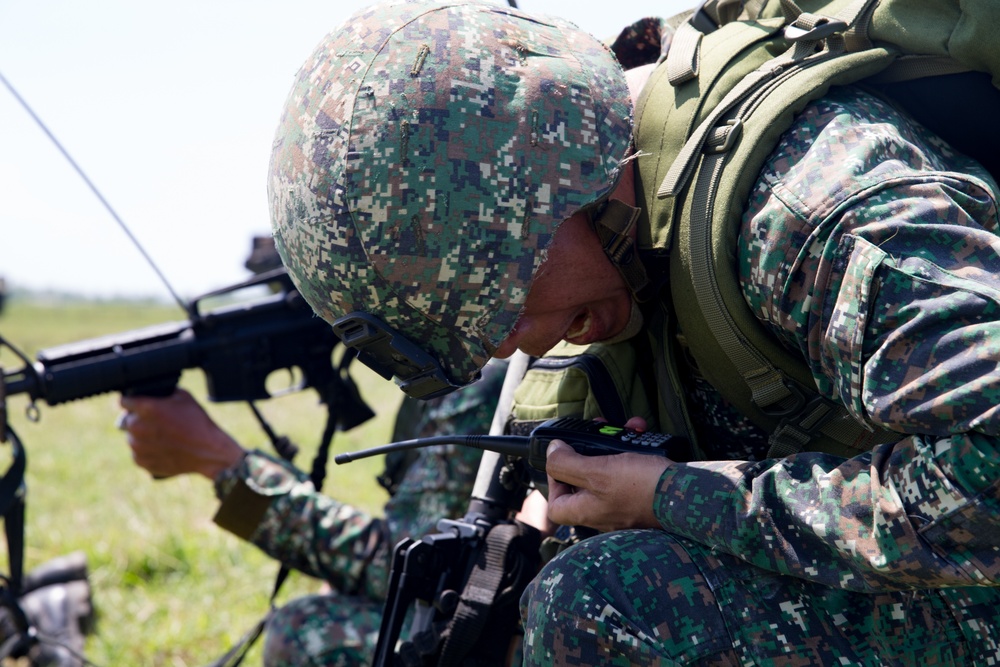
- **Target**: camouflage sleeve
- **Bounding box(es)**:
[653,87,1000,591]
[213,360,505,600]
[213,450,383,594]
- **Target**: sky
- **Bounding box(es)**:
[0,0,688,301]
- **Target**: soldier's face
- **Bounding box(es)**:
[493,211,632,359]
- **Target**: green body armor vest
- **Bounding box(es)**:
[509,341,658,428]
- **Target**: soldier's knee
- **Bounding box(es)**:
[521,529,667,616]
[263,594,375,667]
[519,530,733,665]
[262,596,321,667]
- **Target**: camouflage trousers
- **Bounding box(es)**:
[262,592,381,667]
[520,530,1000,666]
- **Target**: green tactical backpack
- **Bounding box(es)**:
[632,0,1000,458]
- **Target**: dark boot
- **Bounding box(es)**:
[0,551,95,667]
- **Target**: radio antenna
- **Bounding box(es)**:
[335,434,529,464]
[0,69,188,312]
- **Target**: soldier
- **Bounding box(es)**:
[266,0,1000,665]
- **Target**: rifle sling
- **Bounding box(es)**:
[0,426,30,660]
[437,522,522,667]
[0,426,26,594]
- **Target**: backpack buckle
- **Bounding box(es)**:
[784,16,848,42]
[704,118,743,154]
[761,383,840,457]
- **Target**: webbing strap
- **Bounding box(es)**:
[436,522,521,667]
[592,199,650,299]
[766,396,899,459]
[0,426,27,595]
[688,145,793,410]
[0,426,30,661]
[691,146,896,459]
[866,55,971,84]
[203,611,272,667]
[667,0,775,86]
[666,21,703,85]
[742,0,769,20]
[660,0,882,198]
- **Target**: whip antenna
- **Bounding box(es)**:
[0,69,188,312]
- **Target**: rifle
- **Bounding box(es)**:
[0,267,372,427]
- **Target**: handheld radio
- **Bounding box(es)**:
[335,416,685,471]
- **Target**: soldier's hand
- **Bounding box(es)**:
[118,388,246,481]
[544,417,668,532]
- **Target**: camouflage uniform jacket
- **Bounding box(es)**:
[651,84,1000,592]
[213,360,506,602]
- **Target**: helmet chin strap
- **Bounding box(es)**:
[590,198,649,343]
[591,198,649,299]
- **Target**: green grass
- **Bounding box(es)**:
[0,297,403,665]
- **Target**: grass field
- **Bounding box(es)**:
[0,296,403,665]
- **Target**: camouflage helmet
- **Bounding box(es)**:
[269,0,633,395]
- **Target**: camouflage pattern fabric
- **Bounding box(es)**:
[520,87,1000,664]
[523,530,1000,665]
[607,16,670,69]
[268,0,633,388]
[214,360,507,666]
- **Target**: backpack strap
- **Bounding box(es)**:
[638,0,904,458]
[665,19,703,86]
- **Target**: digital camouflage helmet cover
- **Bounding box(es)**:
[269,0,633,397]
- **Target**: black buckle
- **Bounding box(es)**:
[331,312,459,400]
[784,16,848,42]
